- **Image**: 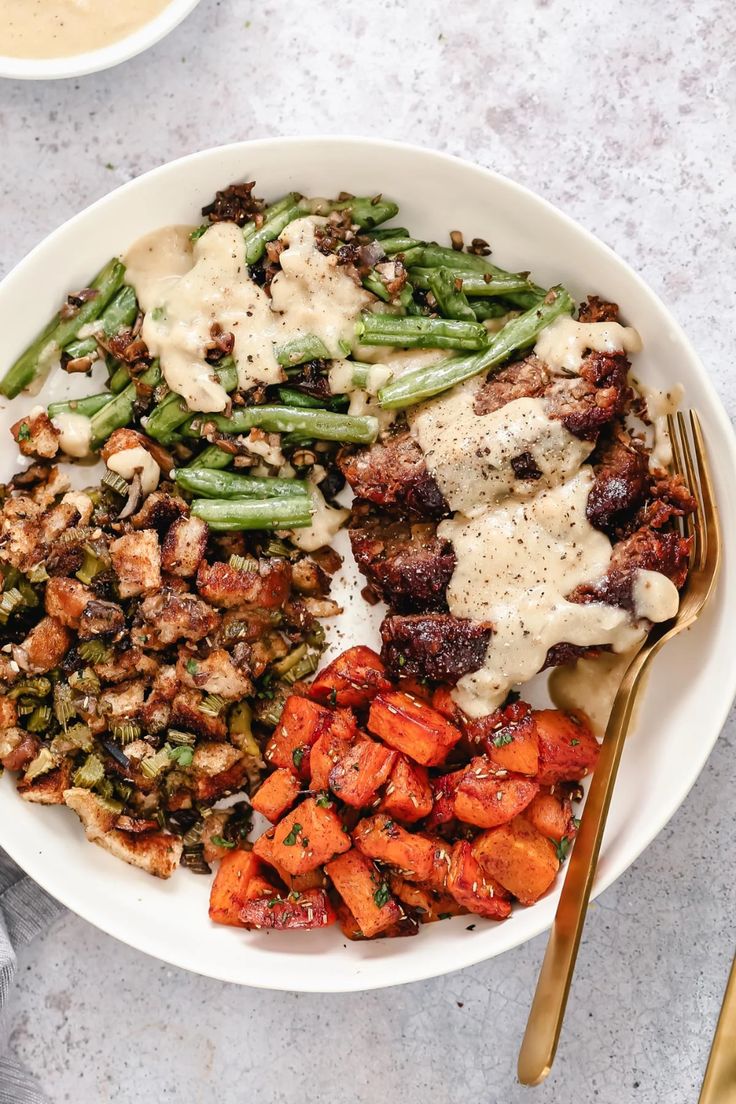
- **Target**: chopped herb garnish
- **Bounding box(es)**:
[328,688,337,707]
[438,912,452,920]
[492,731,514,748]
[292,746,305,770]
[315,792,331,808]
[570,738,580,746]
[373,882,391,908]
[555,837,572,862]
[17,422,30,441]
[571,816,581,829]
[185,659,199,675]
[210,835,235,850]
[267,896,281,908]
[282,822,302,846]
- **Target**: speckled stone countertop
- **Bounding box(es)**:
[1,1,735,1101]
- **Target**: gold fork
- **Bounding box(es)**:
[517,411,721,1086]
[699,953,736,1103]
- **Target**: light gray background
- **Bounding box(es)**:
[1,1,735,1101]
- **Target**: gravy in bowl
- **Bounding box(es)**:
[0,0,172,59]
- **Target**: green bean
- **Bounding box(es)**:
[426,267,476,323]
[0,258,126,398]
[191,496,313,531]
[89,360,161,450]
[369,227,410,241]
[276,387,327,409]
[378,287,574,409]
[187,445,234,471]
[244,194,307,265]
[469,299,515,321]
[375,236,424,255]
[144,358,238,443]
[48,393,114,419]
[276,335,331,367]
[62,285,139,360]
[189,405,378,444]
[308,195,399,229]
[174,468,309,500]
[108,363,131,393]
[356,312,488,351]
[410,267,534,298]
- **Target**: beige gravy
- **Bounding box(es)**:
[0,0,172,60]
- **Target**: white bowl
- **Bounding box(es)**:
[0,138,734,992]
[0,0,201,81]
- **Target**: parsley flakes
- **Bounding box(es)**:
[282,822,302,847]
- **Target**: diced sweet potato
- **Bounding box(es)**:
[243,873,281,901]
[326,848,402,937]
[309,714,355,792]
[389,875,466,922]
[379,755,433,823]
[473,818,560,905]
[329,737,396,808]
[524,791,574,842]
[463,701,539,775]
[254,797,351,875]
[240,888,336,930]
[396,676,432,702]
[251,768,302,823]
[431,685,462,721]
[309,645,391,709]
[265,695,336,778]
[352,814,436,882]
[209,850,263,927]
[425,769,465,829]
[447,841,512,920]
[533,709,600,785]
[367,691,462,767]
[453,759,539,828]
[423,840,453,892]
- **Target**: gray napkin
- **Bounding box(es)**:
[0,850,59,1104]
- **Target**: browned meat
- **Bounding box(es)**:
[380,614,493,682]
[196,558,291,609]
[546,353,632,440]
[570,525,691,612]
[338,430,448,519]
[349,510,455,612]
[586,427,650,534]
[577,296,620,323]
[473,356,552,416]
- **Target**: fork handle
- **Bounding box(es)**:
[517,652,648,1085]
[698,953,736,1104]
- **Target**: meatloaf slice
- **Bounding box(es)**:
[586,426,650,535]
[380,614,492,682]
[349,508,455,612]
[338,430,448,519]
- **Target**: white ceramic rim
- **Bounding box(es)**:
[0,0,201,80]
[0,136,734,991]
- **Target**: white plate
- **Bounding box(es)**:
[0,138,733,992]
[0,0,201,81]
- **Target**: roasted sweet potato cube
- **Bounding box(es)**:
[389,876,466,923]
[329,737,396,808]
[251,768,302,823]
[425,769,465,829]
[240,888,336,930]
[423,839,453,891]
[352,813,436,881]
[453,758,539,828]
[463,701,539,776]
[209,850,263,927]
[396,676,432,702]
[473,818,559,905]
[431,685,462,721]
[447,841,512,920]
[244,873,281,901]
[379,756,433,823]
[336,902,366,940]
[310,645,391,709]
[309,714,355,792]
[524,791,574,842]
[254,797,351,875]
[265,695,335,777]
[326,849,402,937]
[367,691,462,767]
[534,709,600,785]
